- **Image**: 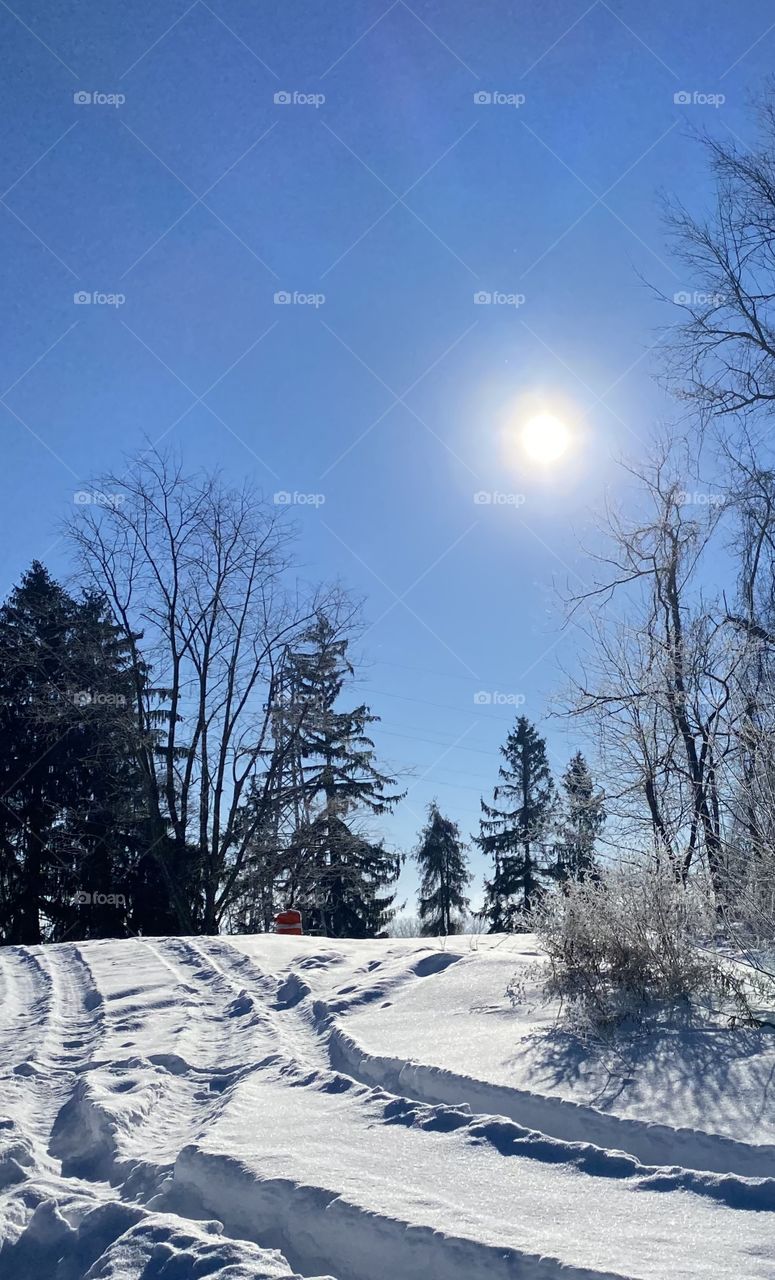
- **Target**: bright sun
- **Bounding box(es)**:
[520,412,571,465]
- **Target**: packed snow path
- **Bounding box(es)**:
[1,934,774,1279]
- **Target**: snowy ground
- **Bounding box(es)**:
[1,933,775,1279]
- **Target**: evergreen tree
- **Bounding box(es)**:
[415,802,471,935]
[0,563,145,943]
[0,562,74,943]
[553,752,605,883]
[55,590,148,941]
[283,616,404,937]
[477,716,554,929]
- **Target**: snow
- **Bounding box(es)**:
[1,933,774,1279]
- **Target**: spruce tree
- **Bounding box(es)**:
[57,589,147,941]
[415,802,471,935]
[553,751,605,882]
[282,616,404,937]
[477,715,554,929]
[0,563,144,943]
[0,562,74,943]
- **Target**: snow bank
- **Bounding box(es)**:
[2,1191,328,1280]
[172,1144,620,1280]
[328,1020,775,1179]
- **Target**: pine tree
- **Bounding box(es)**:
[477,716,554,929]
[0,562,74,943]
[415,802,471,935]
[56,589,147,941]
[553,752,605,883]
[282,616,404,937]
[0,563,145,943]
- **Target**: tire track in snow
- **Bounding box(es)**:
[63,936,319,1184]
[209,941,775,1206]
[38,936,276,1187]
[0,946,59,1193]
[0,947,54,1073]
[151,936,297,1069]
[0,942,107,1205]
[6,944,104,1142]
[0,938,331,1280]
[78,937,281,1177]
[195,937,330,1070]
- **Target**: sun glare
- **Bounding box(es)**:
[520,412,572,465]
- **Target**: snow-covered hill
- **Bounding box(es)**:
[1,933,774,1279]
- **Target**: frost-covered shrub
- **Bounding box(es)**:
[524,862,732,1028]
[388,914,424,938]
[719,853,775,983]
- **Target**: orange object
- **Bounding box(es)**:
[274,908,303,936]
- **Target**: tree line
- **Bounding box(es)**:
[412,726,604,935]
[0,501,599,944]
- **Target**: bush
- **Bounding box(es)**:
[522,862,739,1029]
[387,914,424,938]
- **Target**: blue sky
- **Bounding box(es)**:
[1,0,773,909]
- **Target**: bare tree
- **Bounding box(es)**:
[562,94,775,940]
[568,450,743,895]
[664,94,775,433]
[67,448,339,933]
